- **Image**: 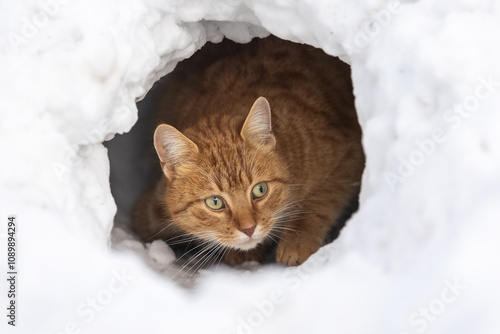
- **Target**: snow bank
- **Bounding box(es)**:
[1,0,499,333]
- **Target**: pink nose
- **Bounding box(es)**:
[239,225,256,238]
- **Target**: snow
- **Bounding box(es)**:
[1,0,500,333]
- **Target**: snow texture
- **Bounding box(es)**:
[1,0,500,333]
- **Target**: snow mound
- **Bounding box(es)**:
[1,0,499,333]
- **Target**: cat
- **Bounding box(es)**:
[132,36,365,266]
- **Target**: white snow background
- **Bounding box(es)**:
[1,0,500,333]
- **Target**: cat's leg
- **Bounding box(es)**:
[274,215,328,266]
[224,244,267,266]
[275,165,362,266]
[274,195,350,266]
[132,186,177,242]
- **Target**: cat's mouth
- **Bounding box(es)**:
[233,237,262,250]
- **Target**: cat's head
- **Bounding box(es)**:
[153,97,291,251]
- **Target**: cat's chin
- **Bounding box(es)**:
[233,238,262,251]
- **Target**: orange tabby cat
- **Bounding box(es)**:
[133,36,364,266]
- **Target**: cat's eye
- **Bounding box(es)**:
[251,182,268,199]
[205,196,225,210]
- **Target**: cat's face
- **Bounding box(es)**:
[164,146,290,250]
[154,98,292,250]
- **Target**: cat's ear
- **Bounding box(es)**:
[241,97,276,151]
[154,124,199,180]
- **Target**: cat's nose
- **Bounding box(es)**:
[238,213,256,237]
[239,225,256,238]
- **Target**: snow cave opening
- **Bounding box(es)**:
[105,35,364,281]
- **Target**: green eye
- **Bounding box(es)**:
[205,196,225,210]
[251,182,268,199]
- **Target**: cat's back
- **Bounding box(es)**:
[156,36,357,134]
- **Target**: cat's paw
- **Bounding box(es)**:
[275,238,321,266]
[224,247,266,266]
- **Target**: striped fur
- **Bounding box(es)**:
[132,36,365,266]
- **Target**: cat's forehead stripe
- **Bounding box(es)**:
[199,141,253,190]
[170,199,200,216]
